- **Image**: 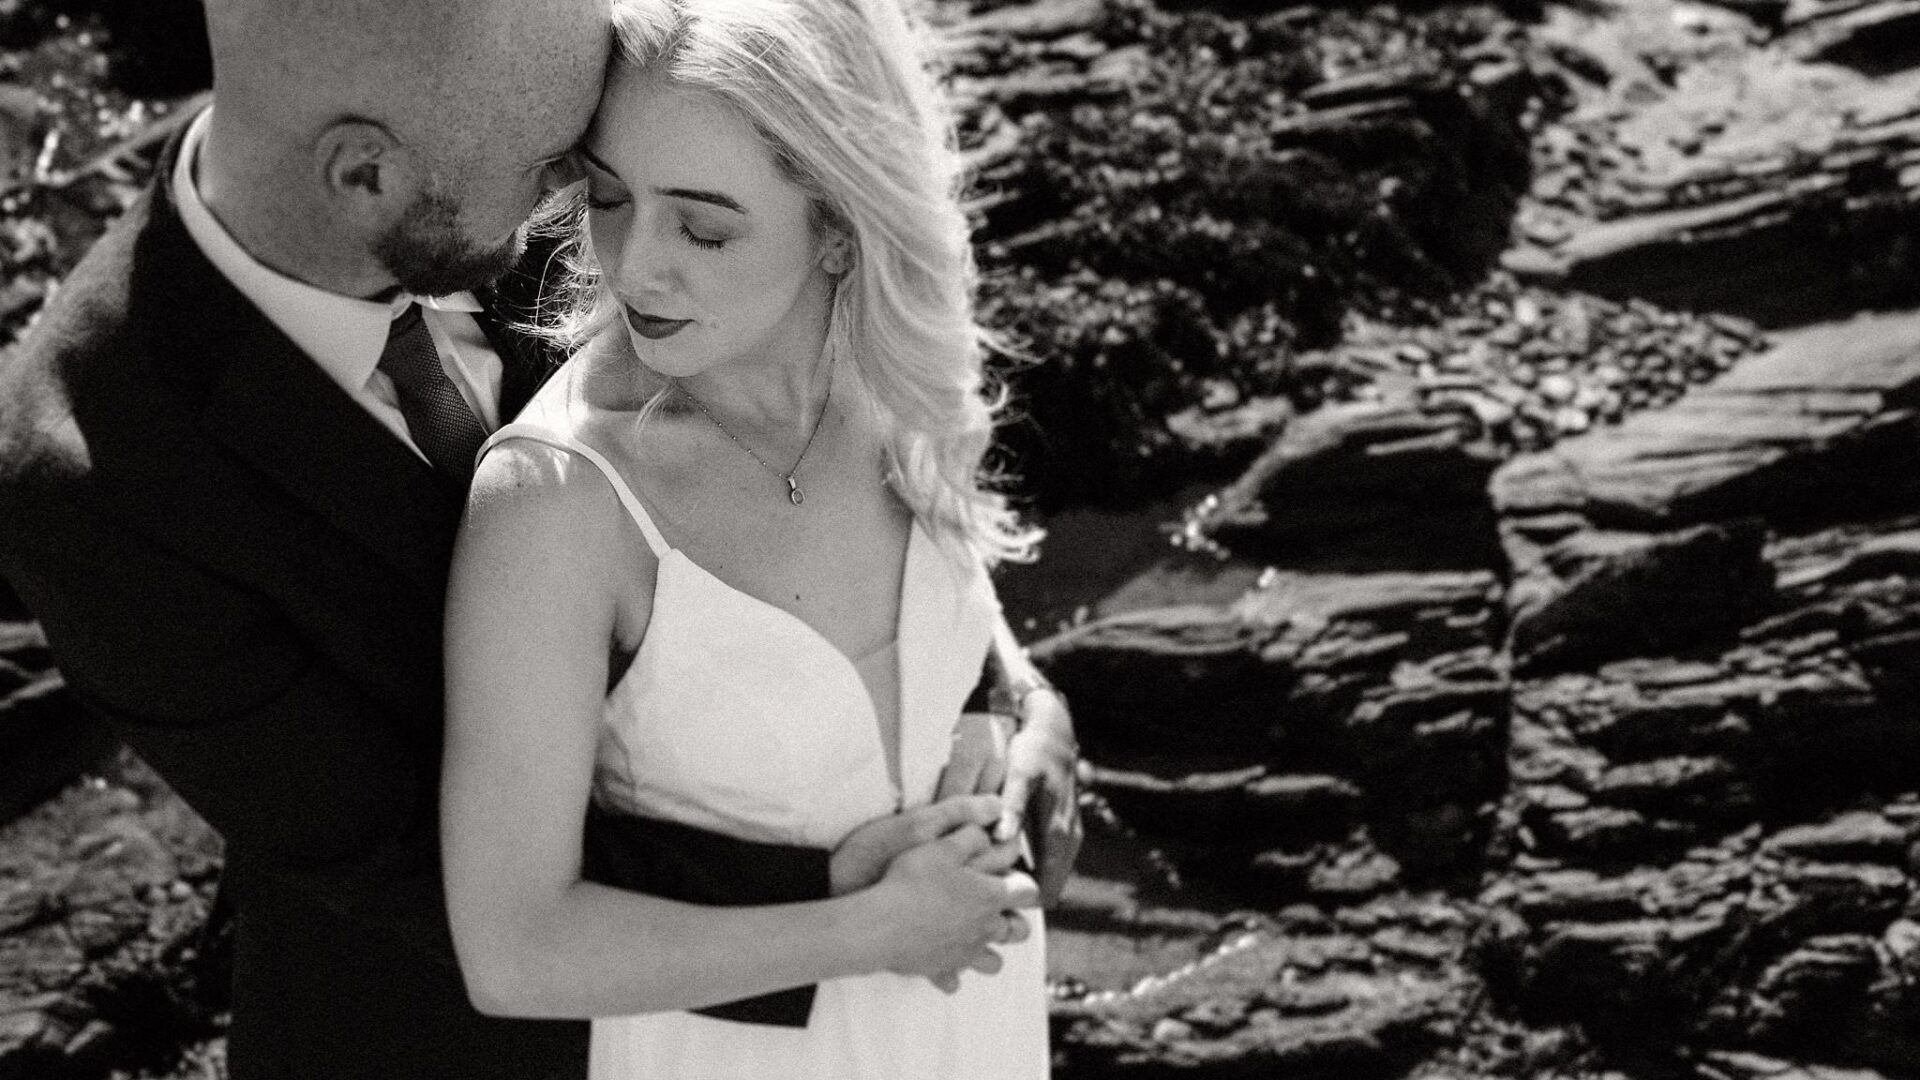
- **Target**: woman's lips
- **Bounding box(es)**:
[626,309,692,340]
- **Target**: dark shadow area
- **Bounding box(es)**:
[1,0,210,96]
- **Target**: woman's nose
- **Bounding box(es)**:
[611,212,677,294]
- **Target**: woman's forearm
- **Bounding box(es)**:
[457,881,891,1019]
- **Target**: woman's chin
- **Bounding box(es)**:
[625,328,712,380]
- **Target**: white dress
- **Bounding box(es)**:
[477,421,1050,1080]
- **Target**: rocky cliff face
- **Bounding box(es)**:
[5,0,1920,1077]
[1002,0,1920,1075]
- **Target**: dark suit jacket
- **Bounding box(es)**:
[0,125,827,1079]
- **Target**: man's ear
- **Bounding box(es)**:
[316,119,421,224]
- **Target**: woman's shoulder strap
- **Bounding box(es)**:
[477,422,669,557]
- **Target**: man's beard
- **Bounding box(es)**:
[372,184,526,297]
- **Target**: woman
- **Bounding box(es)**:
[438,0,1067,1073]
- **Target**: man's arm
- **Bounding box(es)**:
[944,613,1083,906]
[1,488,479,964]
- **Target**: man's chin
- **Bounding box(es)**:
[377,226,529,298]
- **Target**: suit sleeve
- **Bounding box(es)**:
[0,490,832,977]
[1,488,471,964]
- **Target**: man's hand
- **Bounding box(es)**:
[995,688,1082,908]
[828,794,1000,896]
[934,711,1015,803]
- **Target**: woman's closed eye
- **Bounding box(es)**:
[679,223,727,251]
[585,186,732,250]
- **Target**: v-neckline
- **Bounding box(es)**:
[609,518,921,793]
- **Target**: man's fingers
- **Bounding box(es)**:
[937,752,984,803]
[939,713,1008,801]
[995,770,1032,845]
[933,971,960,995]
[978,748,1009,800]
[932,759,968,803]
[1039,814,1082,907]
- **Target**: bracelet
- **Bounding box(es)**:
[990,674,1062,719]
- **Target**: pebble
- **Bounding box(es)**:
[1150,1017,1195,1043]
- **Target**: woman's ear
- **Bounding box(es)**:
[316,119,422,228]
[818,231,854,276]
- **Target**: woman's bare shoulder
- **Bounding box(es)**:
[462,435,636,565]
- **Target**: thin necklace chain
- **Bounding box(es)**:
[678,356,834,506]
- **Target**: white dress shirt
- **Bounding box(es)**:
[172,107,506,462]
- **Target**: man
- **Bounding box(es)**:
[0,2,611,1075]
[0,0,1080,1075]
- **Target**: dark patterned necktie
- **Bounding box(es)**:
[377,303,488,486]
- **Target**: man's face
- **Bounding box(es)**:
[372,180,529,298]
[374,0,608,295]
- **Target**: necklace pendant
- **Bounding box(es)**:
[786,477,804,506]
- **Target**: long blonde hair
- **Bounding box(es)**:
[538,0,1038,566]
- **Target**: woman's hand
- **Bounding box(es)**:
[866,824,1039,993]
[829,794,1000,896]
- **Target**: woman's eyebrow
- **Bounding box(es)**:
[655,187,747,214]
[579,146,746,214]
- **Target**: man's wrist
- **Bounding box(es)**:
[989,671,1061,724]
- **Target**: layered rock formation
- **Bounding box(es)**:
[0,752,224,1080]
[1505,0,1920,323]
[951,0,1542,505]
[1037,568,1510,899]
[1042,328,1920,1079]
[1054,896,1491,1077]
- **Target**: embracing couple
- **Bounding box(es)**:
[0,0,1081,1076]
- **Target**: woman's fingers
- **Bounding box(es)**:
[998,911,1030,945]
[908,793,1000,844]
[965,835,1023,875]
[1001,869,1041,911]
[966,947,1004,977]
[938,823,994,864]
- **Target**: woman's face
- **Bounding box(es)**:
[582,68,837,380]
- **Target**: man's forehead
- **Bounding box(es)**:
[472,3,610,142]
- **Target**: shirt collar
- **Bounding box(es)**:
[172,107,486,393]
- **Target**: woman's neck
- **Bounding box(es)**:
[674,346,837,445]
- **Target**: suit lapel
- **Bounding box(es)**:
[198,323,467,601]
[134,122,466,603]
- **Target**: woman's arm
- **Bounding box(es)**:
[441,442,1032,1019]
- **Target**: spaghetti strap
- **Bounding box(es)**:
[479,422,670,557]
